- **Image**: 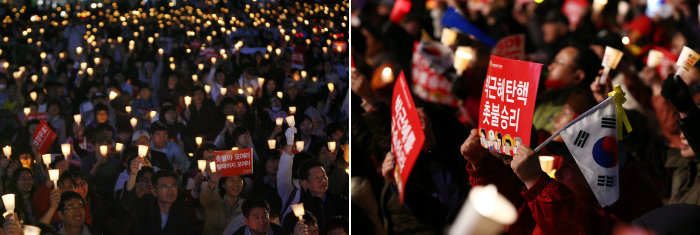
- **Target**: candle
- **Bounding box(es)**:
[42,154,51,169]
[647,49,664,68]
[42,66,48,75]
[327,83,335,93]
[148,37,154,44]
[454,46,474,75]
[3,146,11,158]
[192,74,198,83]
[23,107,31,116]
[675,46,700,77]
[286,116,295,127]
[61,143,71,159]
[599,46,623,84]
[23,225,41,235]
[48,169,59,189]
[220,87,227,96]
[232,147,239,151]
[268,139,276,149]
[227,115,235,123]
[80,62,87,71]
[94,57,101,65]
[247,96,254,105]
[184,96,192,107]
[246,87,254,95]
[158,48,164,56]
[125,106,132,114]
[275,48,281,56]
[99,145,109,157]
[30,75,38,83]
[277,91,283,99]
[149,111,157,119]
[130,117,138,129]
[76,46,82,55]
[593,0,608,13]
[198,160,206,172]
[300,70,307,79]
[291,203,305,220]
[328,141,336,152]
[539,156,555,178]
[138,145,148,170]
[115,142,123,152]
[196,137,203,147]
[204,85,211,94]
[295,141,304,152]
[210,57,217,64]
[198,63,204,70]
[381,67,394,83]
[169,63,176,70]
[2,194,14,212]
[40,52,46,60]
[257,77,265,87]
[209,161,217,173]
[447,184,517,235]
[74,114,81,125]
[276,118,284,126]
[29,91,37,101]
[289,106,296,114]
[109,91,118,101]
[441,28,458,46]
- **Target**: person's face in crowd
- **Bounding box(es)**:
[216,72,225,85]
[168,75,178,89]
[244,207,270,235]
[234,102,248,116]
[96,110,108,124]
[136,171,153,195]
[288,85,298,98]
[193,89,205,106]
[265,157,278,178]
[680,132,697,158]
[671,33,687,55]
[203,149,215,161]
[17,170,33,194]
[164,110,177,124]
[237,131,251,147]
[541,21,567,44]
[48,104,60,117]
[301,166,329,196]
[152,176,178,204]
[270,98,282,111]
[153,130,168,149]
[546,47,584,87]
[223,176,244,197]
[73,123,84,138]
[553,103,576,141]
[117,130,132,144]
[317,146,337,167]
[19,154,32,169]
[300,118,312,136]
[139,87,151,99]
[265,79,277,95]
[58,197,86,228]
[134,136,150,146]
[221,102,235,116]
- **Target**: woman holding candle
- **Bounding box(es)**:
[5,168,37,225]
[201,172,246,235]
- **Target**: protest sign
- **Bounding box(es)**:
[26,113,49,121]
[214,148,254,177]
[478,56,542,156]
[391,71,426,203]
[32,120,57,155]
[492,34,526,60]
[411,40,460,107]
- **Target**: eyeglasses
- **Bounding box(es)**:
[157,184,178,191]
[63,203,84,212]
[310,175,328,183]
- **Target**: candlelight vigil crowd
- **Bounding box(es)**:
[351,0,700,234]
[0,0,350,234]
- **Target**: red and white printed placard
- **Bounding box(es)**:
[32,120,57,155]
[214,148,254,177]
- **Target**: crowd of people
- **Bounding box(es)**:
[0,0,349,234]
[352,0,700,234]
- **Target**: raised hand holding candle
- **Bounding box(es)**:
[3,194,15,213]
[42,154,51,169]
[289,106,296,114]
[600,46,623,84]
[138,145,148,170]
[62,143,71,158]
[48,169,59,189]
[291,203,305,220]
[327,83,335,93]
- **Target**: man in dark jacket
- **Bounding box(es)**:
[297,161,349,235]
[122,167,195,235]
[232,198,284,235]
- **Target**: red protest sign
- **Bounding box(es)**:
[391,71,426,204]
[390,0,412,23]
[478,56,542,156]
[26,113,49,121]
[562,0,590,30]
[214,148,254,177]
[411,41,459,107]
[492,34,526,60]
[32,120,57,155]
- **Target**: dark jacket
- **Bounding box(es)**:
[121,189,196,235]
[299,189,348,235]
[231,224,284,235]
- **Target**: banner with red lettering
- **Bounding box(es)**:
[411,40,460,107]
[214,148,254,177]
[492,34,526,60]
[32,120,57,155]
[391,71,426,203]
[478,56,542,156]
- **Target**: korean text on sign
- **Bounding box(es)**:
[214,148,254,177]
[477,56,542,157]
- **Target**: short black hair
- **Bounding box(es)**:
[151,170,176,187]
[58,191,84,212]
[569,44,602,86]
[94,103,109,114]
[149,121,168,134]
[217,175,244,198]
[242,197,269,218]
[58,170,87,187]
[299,160,324,181]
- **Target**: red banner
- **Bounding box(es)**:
[492,34,526,60]
[214,148,254,177]
[411,40,459,107]
[478,56,542,156]
[32,120,57,155]
[391,71,426,203]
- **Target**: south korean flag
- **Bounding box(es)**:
[560,100,620,207]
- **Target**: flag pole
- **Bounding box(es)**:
[533,97,614,153]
